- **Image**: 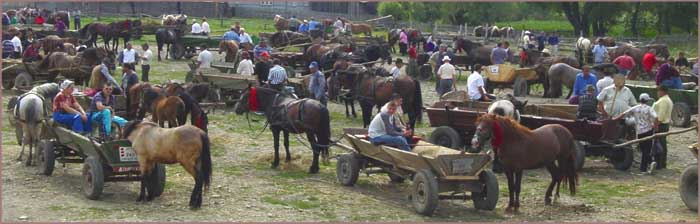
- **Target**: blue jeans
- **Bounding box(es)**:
[53,112,92,133]
[661,77,683,89]
[90,109,127,136]
[370,135,411,151]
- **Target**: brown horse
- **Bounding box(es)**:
[41,35,79,55]
[328,65,423,129]
[162,14,188,26]
[122,120,211,209]
[218,40,239,63]
[269,31,312,48]
[348,23,372,36]
[140,88,185,128]
[472,114,578,212]
[164,82,210,132]
[273,15,289,31]
[234,86,331,174]
[46,11,70,29]
[128,83,162,120]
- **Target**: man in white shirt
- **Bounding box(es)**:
[597,74,637,118]
[333,17,344,36]
[239,28,253,50]
[596,73,614,91]
[390,58,404,78]
[467,64,493,101]
[11,33,22,58]
[436,56,456,96]
[197,44,213,69]
[140,43,152,82]
[191,19,202,35]
[236,51,254,76]
[119,42,137,70]
[201,18,210,36]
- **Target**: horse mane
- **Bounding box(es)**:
[477,114,532,135]
[122,120,143,138]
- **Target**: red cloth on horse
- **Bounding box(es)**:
[491,122,503,150]
[248,87,259,111]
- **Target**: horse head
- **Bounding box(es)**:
[472,114,500,150]
[234,84,254,115]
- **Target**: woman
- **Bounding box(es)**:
[237,51,254,76]
[53,80,91,134]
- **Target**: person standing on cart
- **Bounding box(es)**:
[614,93,658,173]
[89,83,127,140]
[652,85,673,170]
[597,74,637,118]
[53,80,91,135]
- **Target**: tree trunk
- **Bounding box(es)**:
[630,2,641,37]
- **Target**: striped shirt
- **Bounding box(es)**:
[267,65,287,85]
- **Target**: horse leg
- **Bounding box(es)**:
[514,171,523,212]
[505,171,515,212]
[283,130,291,162]
[25,135,33,166]
[350,99,357,118]
[17,127,26,161]
[308,133,321,174]
[344,99,351,118]
[271,127,281,169]
[360,102,373,128]
[544,164,558,206]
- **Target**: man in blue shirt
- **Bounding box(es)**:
[298,20,309,33]
[307,61,326,106]
[569,65,598,104]
[536,32,546,51]
[591,39,608,65]
[308,18,319,31]
[89,83,127,140]
[547,32,559,56]
[222,26,240,42]
[254,40,272,61]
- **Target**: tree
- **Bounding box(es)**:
[377,2,409,21]
[561,2,593,37]
[629,2,642,37]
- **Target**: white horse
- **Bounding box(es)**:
[576,37,592,65]
[486,94,528,122]
[12,83,59,166]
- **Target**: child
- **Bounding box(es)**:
[577,85,598,120]
[615,93,658,173]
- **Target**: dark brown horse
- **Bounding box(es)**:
[387,28,424,53]
[234,86,331,174]
[108,20,143,53]
[328,65,423,129]
[155,27,182,61]
[80,23,113,49]
[122,120,211,209]
[164,82,210,133]
[472,114,578,212]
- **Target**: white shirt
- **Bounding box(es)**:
[201,22,210,33]
[239,33,253,44]
[191,23,202,34]
[334,20,344,29]
[390,66,401,78]
[522,35,530,47]
[237,59,254,76]
[467,71,485,100]
[141,49,152,65]
[437,63,456,80]
[625,104,657,134]
[197,50,213,68]
[596,85,637,117]
[122,49,136,63]
[11,36,22,52]
[596,76,614,92]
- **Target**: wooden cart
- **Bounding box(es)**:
[334,128,498,216]
[483,64,539,93]
[625,84,698,127]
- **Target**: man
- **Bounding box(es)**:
[254,40,272,61]
[308,61,326,106]
[597,74,637,118]
[333,17,344,36]
[612,51,636,75]
[2,13,9,26]
[54,18,66,37]
[390,58,404,78]
[596,72,614,92]
[288,16,300,32]
[522,31,532,49]
[436,56,456,96]
[35,14,44,25]
[239,28,253,48]
[675,52,690,68]
[399,29,408,55]
[656,58,682,89]
[614,93,658,173]
[120,64,139,98]
[89,83,127,140]
[22,40,41,62]
[368,101,412,151]
[233,21,242,34]
[118,42,138,70]
[591,39,608,65]
[97,58,122,95]
[255,52,272,86]
[73,10,81,31]
[267,59,287,91]
[491,42,509,65]
[569,65,598,104]
[2,37,14,58]
[222,26,241,42]
[140,43,152,82]
[536,32,546,51]
[467,64,494,102]
[53,80,91,134]
[642,49,658,78]
[308,18,320,31]
[11,32,22,59]
[197,44,213,69]
[191,19,202,35]
[577,85,598,120]
[201,17,210,36]
[298,20,309,33]
[407,44,418,77]
[652,85,673,170]
[237,52,254,76]
[547,32,560,56]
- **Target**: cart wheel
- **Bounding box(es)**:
[336,154,360,186]
[418,64,433,81]
[14,72,33,90]
[412,169,439,216]
[680,163,698,211]
[472,170,499,210]
[672,102,691,128]
[82,156,105,200]
[609,146,633,171]
[388,173,405,183]
[37,140,55,176]
[429,126,462,149]
[147,163,167,197]
[574,141,586,171]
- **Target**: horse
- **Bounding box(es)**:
[546,63,581,98]
[269,31,312,48]
[80,23,113,49]
[530,56,581,97]
[487,99,523,123]
[122,120,211,209]
[155,28,181,61]
[40,35,79,55]
[39,51,85,84]
[108,20,142,53]
[140,88,186,128]
[162,14,188,26]
[575,37,592,65]
[453,37,483,55]
[356,44,392,65]
[304,43,344,66]
[387,29,423,53]
[164,82,210,132]
[12,83,59,166]
[128,83,162,120]
[273,15,290,31]
[328,65,423,129]
[47,11,70,29]
[218,40,239,63]
[348,23,372,36]
[471,114,578,212]
[234,86,331,173]
[598,37,616,47]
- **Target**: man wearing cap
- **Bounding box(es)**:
[267,59,288,91]
[255,52,272,86]
[254,40,272,61]
[53,80,91,134]
[89,82,127,140]
[197,44,213,69]
[191,19,202,35]
[222,26,240,42]
[652,85,673,169]
[569,65,598,104]
[298,20,309,33]
[436,56,456,96]
[597,74,637,118]
[390,58,404,79]
[308,61,326,106]
[614,93,658,173]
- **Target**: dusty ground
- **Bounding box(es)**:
[2,50,698,222]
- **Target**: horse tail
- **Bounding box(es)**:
[177,99,186,126]
[559,131,578,196]
[198,133,212,190]
[412,79,423,122]
[318,106,331,152]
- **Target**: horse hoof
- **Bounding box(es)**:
[308,166,320,174]
[285,157,291,162]
[271,162,279,169]
[136,196,145,202]
[545,199,552,206]
[505,206,514,213]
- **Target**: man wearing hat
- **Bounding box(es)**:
[53,80,91,134]
[222,25,240,42]
[614,93,658,173]
[308,61,326,106]
[254,51,272,86]
[436,56,456,96]
[298,20,309,33]
[390,58,404,78]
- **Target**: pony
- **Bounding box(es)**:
[575,37,592,65]
[234,86,331,174]
[472,114,578,212]
[129,83,163,120]
[164,82,210,132]
[122,120,211,209]
[155,28,181,61]
[546,63,581,98]
[139,88,185,128]
[218,40,239,63]
[108,20,143,53]
[12,83,59,166]
[80,23,113,49]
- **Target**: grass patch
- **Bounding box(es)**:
[261,195,321,210]
[577,181,646,205]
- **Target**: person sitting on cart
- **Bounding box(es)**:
[576,85,599,120]
[267,59,288,91]
[467,64,495,102]
[368,101,412,151]
[613,93,659,173]
[53,80,91,135]
[22,40,41,62]
[254,40,272,62]
[89,82,127,141]
[380,94,411,143]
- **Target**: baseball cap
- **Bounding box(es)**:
[309,61,318,68]
[639,93,651,102]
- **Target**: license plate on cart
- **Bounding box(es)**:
[452,158,473,174]
[119,147,137,162]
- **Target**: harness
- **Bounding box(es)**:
[14,92,48,123]
[269,93,309,130]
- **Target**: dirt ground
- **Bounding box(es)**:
[2,51,698,222]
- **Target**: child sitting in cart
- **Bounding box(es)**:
[577,84,599,120]
[368,101,412,151]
